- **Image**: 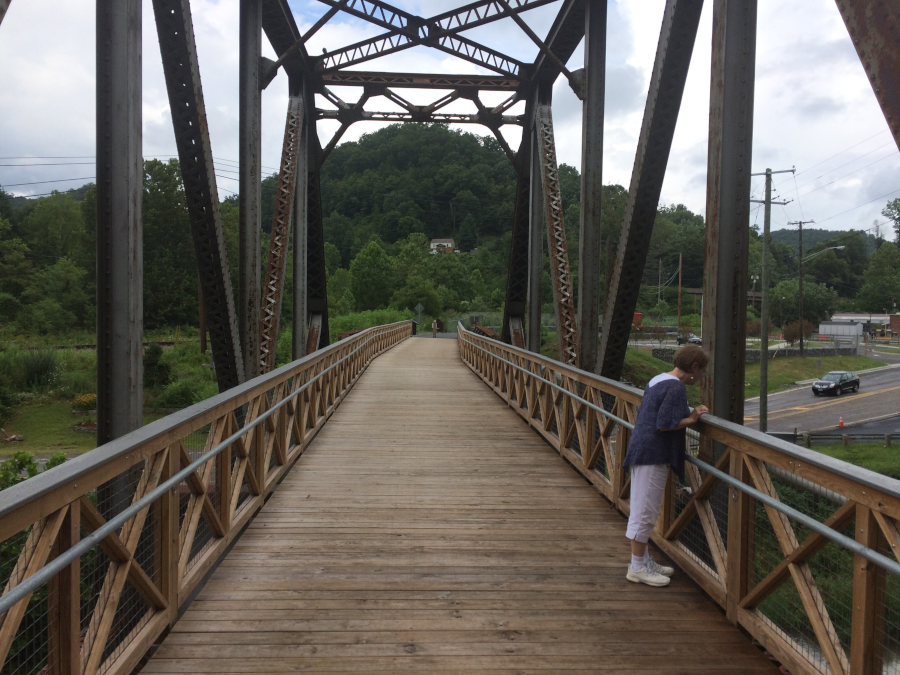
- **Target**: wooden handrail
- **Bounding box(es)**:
[458,324,900,675]
[0,320,414,675]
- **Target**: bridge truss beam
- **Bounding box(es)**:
[834,0,900,153]
[702,0,757,426]
[152,0,245,392]
[239,0,263,381]
[96,0,143,447]
[260,89,305,374]
[597,0,704,382]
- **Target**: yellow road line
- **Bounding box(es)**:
[745,384,900,422]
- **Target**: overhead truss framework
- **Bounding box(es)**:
[56,0,898,411]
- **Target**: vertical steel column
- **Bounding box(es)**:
[527,128,544,354]
[576,0,606,373]
[292,116,309,361]
[96,0,143,449]
[834,0,900,153]
[305,122,330,353]
[239,0,262,380]
[260,86,304,373]
[152,0,245,391]
[0,0,10,27]
[597,0,704,382]
[702,0,757,425]
[501,94,537,349]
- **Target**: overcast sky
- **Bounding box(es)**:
[0,0,897,236]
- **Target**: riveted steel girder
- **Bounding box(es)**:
[239,0,263,381]
[260,91,305,374]
[834,0,900,152]
[152,0,245,391]
[535,104,578,365]
[319,71,520,90]
[0,1,10,27]
[598,0,704,383]
[96,0,143,446]
[702,0,757,425]
[576,0,606,373]
[306,127,330,353]
[292,116,309,362]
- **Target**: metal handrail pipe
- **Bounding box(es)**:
[0,329,386,615]
[0,321,410,522]
[686,454,900,576]
[460,325,900,504]
[459,329,635,430]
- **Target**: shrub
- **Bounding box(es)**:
[144,343,172,388]
[22,349,57,388]
[0,386,18,427]
[156,379,215,409]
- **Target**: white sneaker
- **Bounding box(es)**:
[626,563,671,587]
[647,557,674,577]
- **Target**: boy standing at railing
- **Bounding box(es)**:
[623,345,709,587]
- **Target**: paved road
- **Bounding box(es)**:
[744,366,900,432]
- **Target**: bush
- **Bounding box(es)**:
[144,343,171,388]
[22,349,57,388]
[328,309,414,344]
[156,379,216,409]
[0,386,18,427]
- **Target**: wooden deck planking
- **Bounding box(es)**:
[144,338,780,674]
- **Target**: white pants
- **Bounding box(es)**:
[626,464,669,544]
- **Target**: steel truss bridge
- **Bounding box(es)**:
[0,0,899,673]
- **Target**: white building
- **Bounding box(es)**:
[430,238,455,255]
[818,320,864,337]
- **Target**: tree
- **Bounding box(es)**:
[783,320,814,347]
[22,192,85,262]
[457,214,478,252]
[882,198,900,243]
[143,159,200,328]
[770,278,838,324]
[324,242,342,277]
[391,272,441,316]
[17,258,92,333]
[350,241,394,310]
[857,241,900,312]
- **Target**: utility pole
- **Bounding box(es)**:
[751,168,793,433]
[789,219,816,357]
[677,253,683,330]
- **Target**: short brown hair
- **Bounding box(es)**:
[673,345,709,372]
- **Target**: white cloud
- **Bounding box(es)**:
[0,0,896,234]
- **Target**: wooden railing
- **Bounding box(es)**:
[459,325,900,675]
[0,320,413,675]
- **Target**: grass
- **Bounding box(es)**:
[1,402,165,457]
[812,442,900,480]
[742,354,883,399]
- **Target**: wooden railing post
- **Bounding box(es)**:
[160,444,180,627]
[725,449,753,623]
[48,502,80,675]
[850,505,885,675]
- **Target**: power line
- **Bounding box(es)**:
[773,128,892,190]
[1,176,95,187]
[816,187,900,225]
[794,152,899,199]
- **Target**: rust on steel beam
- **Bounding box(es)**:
[306,127,330,353]
[320,71,520,90]
[702,0,757,426]
[597,0,704,382]
[535,104,578,365]
[260,90,305,374]
[834,0,900,152]
[152,0,245,391]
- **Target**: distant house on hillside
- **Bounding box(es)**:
[430,238,455,255]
